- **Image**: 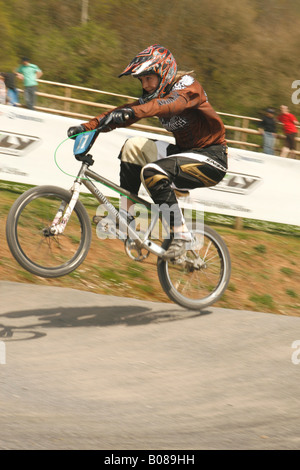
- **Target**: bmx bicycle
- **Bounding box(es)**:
[5,117,231,310]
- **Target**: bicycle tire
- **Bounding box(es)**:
[6,185,92,278]
[157,225,231,310]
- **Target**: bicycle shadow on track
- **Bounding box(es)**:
[0,305,212,341]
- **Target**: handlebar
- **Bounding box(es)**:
[73,113,113,159]
[73,111,131,160]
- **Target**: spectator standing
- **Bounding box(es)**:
[0,73,6,104]
[277,105,299,158]
[16,57,43,110]
[258,108,277,155]
[3,72,19,106]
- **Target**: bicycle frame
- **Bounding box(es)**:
[54,158,168,258]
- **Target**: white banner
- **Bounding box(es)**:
[0,104,299,226]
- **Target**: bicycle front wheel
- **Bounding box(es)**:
[157,225,231,310]
[6,185,92,278]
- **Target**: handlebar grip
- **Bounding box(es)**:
[97,114,113,131]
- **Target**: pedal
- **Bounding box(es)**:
[94,216,118,239]
[94,215,131,240]
[93,215,104,225]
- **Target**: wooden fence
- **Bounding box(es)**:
[17,79,300,156]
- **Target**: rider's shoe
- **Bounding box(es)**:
[163,232,194,260]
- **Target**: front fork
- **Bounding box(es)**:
[49,181,81,235]
[49,163,88,235]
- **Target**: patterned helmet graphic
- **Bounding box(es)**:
[119,44,177,102]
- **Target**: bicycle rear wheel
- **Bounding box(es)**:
[157,225,231,310]
[6,185,92,278]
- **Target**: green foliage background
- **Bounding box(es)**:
[1,0,300,117]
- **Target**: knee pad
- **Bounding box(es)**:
[141,163,177,207]
[142,165,169,191]
[141,165,182,227]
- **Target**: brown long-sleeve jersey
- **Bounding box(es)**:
[83,75,226,150]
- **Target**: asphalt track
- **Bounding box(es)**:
[0,280,299,450]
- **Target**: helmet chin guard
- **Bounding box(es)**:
[119,44,177,102]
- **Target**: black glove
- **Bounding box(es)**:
[67,124,86,139]
[109,107,135,125]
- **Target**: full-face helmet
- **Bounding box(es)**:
[119,44,177,102]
